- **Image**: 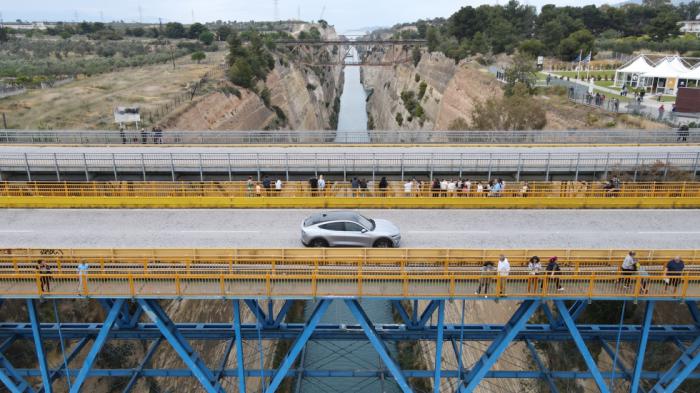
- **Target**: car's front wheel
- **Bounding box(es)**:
[373,239,393,248]
[310,238,329,248]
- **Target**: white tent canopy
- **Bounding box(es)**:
[643,58,688,78]
[617,55,655,74]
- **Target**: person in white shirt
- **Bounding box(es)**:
[404,180,413,196]
[476,182,484,195]
[497,255,510,296]
[527,256,542,292]
[275,179,283,195]
[463,179,472,195]
[440,179,448,196]
[447,180,457,195]
[318,175,326,195]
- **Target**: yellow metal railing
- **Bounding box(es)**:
[2,272,698,300]
[1,181,700,199]
[3,248,700,274]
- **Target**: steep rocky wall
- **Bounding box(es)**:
[362,52,502,131]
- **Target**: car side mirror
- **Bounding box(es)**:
[361,229,368,233]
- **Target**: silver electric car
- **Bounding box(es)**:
[301,211,401,248]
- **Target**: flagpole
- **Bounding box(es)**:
[577,49,582,81]
[586,51,591,82]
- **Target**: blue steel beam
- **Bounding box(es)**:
[232,300,246,393]
[27,300,51,393]
[459,300,541,393]
[265,299,331,393]
[525,339,560,393]
[272,300,294,328]
[137,299,224,393]
[244,300,268,327]
[122,337,162,393]
[392,301,413,327]
[69,298,125,393]
[649,333,700,392]
[554,300,610,393]
[686,301,700,325]
[434,300,444,393]
[38,337,90,393]
[417,301,440,328]
[0,322,696,342]
[599,339,634,387]
[0,351,34,393]
[345,299,413,393]
[12,368,700,380]
[631,301,654,393]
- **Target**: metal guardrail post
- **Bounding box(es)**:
[545,154,551,181]
[141,153,146,181]
[458,153,463,179]
[54,153,61,182]
[112,154,118,181]
[170,154,176,182]
[664,152,671,180]
[82,153,89,181]
[256,153,261,181]
[24,153,31,182]
[603,153,610,180]
[575,153,581,182]
[401,153,405,181]
[633,153,640,182]
[516,154,522,182]
[229,153,234,182]
[198,154,204,182]
[430,154,434,181]
[372,153,376,183]
[694,152,700,179]
[487,153,493,181]
[314,153,318,177]
[343,153,347,182]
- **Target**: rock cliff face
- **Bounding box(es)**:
[362,52,502,131]
[162,26,343,132]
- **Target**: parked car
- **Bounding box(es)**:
[301,211,401,248]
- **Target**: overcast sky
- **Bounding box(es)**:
[2,0,613,33]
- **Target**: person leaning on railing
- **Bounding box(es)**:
[546,257,564,292]
[664,256,685,294]
[621,251,637,289]
[474,261,495,297]
[497,255,511,296]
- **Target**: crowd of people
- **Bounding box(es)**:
[118,126,165,144]
[470,251,686,297]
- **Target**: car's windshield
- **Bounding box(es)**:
[357,214,375,231]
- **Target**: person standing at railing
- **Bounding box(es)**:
[351,178,360,197]
[379,177,388,197]
[497,255,510,296]
[474,261,495,297]
[431,179,440,198]
[621,251,638,289]
[664,256,685,294]
[275,178,283,195]
[318,175,326,197]
[527,256,542,292]
[37,260,51,292]
[403,179,413,197]
[462,179,472,196]
[546,257,564,292]
[76,260,89,292]
[658,104,665,121]
[246,176,254,197]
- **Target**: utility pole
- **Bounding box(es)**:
[138,6,143,24]
[170,45,176,69]
[191,9,195,23]
[274,0,279,21]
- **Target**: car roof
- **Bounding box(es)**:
[305,211,361,226]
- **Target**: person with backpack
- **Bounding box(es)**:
[546,257,564,292]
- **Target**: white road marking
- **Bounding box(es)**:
[406,231,491,234]
[179,230,261,234]
[638,231,700,234]
[0,230,34,233]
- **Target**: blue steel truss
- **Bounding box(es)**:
[0,298,699,393]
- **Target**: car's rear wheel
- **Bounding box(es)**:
[310,238,329,248]
[373,239,393,248]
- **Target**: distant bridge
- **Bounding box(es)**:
[274,39,427,66]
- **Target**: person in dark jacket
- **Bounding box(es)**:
[546,257,564,292]
[378,177,389,197]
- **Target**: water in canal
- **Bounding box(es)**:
[335,47,370,143]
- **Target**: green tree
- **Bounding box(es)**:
[518,39,545,58]
[426,26,440,52]
[199,31,215,45]
[471,32,490,55]
[0,28,9,42]
[504,53,537,96]
[165,22,186,39]
[188,23,207,39]
[558,29,595,60]
[191,51,206,63]
[412,46,422,66]
[470,83,546,130]
[228,58,255,88]
[646,8,681,40]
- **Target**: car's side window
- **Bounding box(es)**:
[344,222,366,232]
[319,222,345,231]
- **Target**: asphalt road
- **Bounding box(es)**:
[1,209,698,249]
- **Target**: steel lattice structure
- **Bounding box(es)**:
[0,297,699,393]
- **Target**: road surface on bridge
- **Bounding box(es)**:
[0,209,698,249]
